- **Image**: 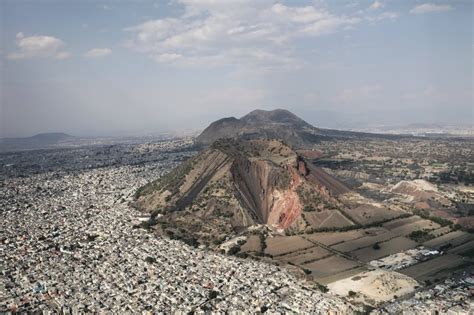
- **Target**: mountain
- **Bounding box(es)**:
[241,109,313,127]
[196,109,318,148]
[0,133,75,152]
[196,109,405,149]
[133,138,352,246]
[29,132,75,143]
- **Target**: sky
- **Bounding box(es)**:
[0,0,472,137]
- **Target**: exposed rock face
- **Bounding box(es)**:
[231,157,304,229]
[134,139,349,246]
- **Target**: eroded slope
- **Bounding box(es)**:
[134,139,350,246]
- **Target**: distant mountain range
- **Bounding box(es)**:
[0,133,76,152]
[196,109,404,149]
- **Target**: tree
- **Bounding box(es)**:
[209,290,219,299]
[145,256,156,264]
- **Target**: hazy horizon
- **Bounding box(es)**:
[1,0,472,138]
[1,107,473,139]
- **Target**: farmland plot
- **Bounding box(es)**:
[264,236,314,257]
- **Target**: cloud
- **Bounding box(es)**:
[125,1,395,70]
[7,32,70,60]
[271,3,331,24]
[410,3,453,14]
[84,48,112,58]
[369,1,384,10]
[55,52,71,59]
[154,53,182,63]
[366,11,398,23]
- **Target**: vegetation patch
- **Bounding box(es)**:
[408,229,435,242]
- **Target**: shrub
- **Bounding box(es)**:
[208,290,219,299]
[145,256,156,264]
[408,229,433,242]
[227,246,241,256]
[316,283,329,293]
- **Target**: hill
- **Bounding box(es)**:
[196,109,404,149]
[133,139,351,246]
[0,133,76,152]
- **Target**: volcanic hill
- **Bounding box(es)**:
[134,138,351,246]
[196,109,396,149]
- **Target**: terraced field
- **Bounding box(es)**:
[237,212,473,295]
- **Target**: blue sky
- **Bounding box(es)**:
[1,0,472,137]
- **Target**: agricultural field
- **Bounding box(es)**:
[237,209,472,296]
[449,240,474,257]
[400,254,470,282]
[302,210,354,229]
[264,235,314,257]
[331,229,395,253]
[239,234,262,253]
[350,236,418,262]
[278,246,331,265]
[423,230,474,249]
[429,226,453,238]
[382,216,421,229]
[305,230,366,246]
[301,255,361,279]
[343,204,401,225]
[383,217,440,236]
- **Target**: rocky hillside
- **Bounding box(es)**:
[196,109,319,148]
[196,109,404,149]
[134,139,350,246]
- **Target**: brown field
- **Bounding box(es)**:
[278,246,332,265]
[449,240,474,256]
[316,266,368,285]
[302,255,361,279]
[456,216,474,229]
[343,204,401,225]
[303,210,354,229]
[350,236,419,262]
[298,150,323,159]
[383,216,421,230]
[428,226,452,238]
[400,254,468,282]
[306,230,366,246]
[240,235,262,252]
[264,235,314,257]
[386,219,440,236]
[423,231,474,249]
[331,228,395,253]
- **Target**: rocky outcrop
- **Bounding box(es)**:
[134,139,351,246]
[135,139,352,247]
